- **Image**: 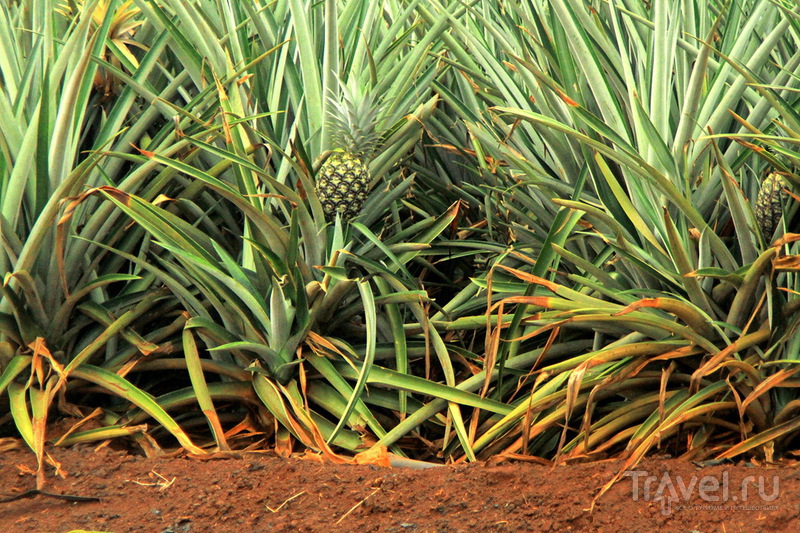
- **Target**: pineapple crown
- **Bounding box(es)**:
[326,80,383,161]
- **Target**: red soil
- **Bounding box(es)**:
[1,439,798,532]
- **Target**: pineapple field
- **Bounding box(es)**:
[3,0,800,530]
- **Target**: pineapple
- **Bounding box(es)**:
[316,84,381,221]
[755,171,789,240]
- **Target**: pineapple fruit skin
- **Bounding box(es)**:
[756,171,788,240]
[316,151,370,220]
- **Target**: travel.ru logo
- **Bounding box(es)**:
[624,470,780,515]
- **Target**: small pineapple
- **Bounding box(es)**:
[755,171,789,240]
[316,84,381,221]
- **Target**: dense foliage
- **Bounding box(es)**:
[2,0,800,499]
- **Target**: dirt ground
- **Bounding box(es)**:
[1,439,799,533]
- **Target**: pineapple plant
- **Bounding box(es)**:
[316,84,382,221]
[57,0,143,100]
[755,171,789,240]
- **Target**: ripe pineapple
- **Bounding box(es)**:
[755,171,789,240]
[316,84,381,221]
